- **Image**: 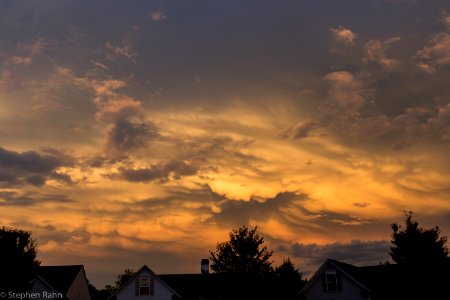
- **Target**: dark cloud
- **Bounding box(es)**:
[108,159,198,183]
[302,212,391,238]
[363,37,402,71]
[209,192,387,235]
[0,146,74,187]
[279,121,318,139]
[209,192,308,225]
[290,240,391,276]
[319,65,450,147]
[25,175,47,186]
[0,191,72,206]
[50,172,74,185]
[0,147,71,173]
[83,155,128,169]
[106,120,158,153]
[353,202,370,208]
[133,184,225,213]
[114,166,166,182]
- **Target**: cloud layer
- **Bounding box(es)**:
[1,0,450,288]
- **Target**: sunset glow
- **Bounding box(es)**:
[1,0,450,288]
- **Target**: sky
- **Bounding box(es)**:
[1,0,450,288]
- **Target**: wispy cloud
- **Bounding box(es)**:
[105,39,137,63]
[150,8,167,22]
[416,11,450,73]
[364,37,402,70]
[323,71,365,114]
[330,26,357,45]
[6,38,48,66]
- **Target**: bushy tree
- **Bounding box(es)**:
[115,268,134,287]
[92,268,135,299]
[0,226,40,291]
[390,211,448,266]
[275,258,302,281]
[209,226,273,273]
[275,258,305,299]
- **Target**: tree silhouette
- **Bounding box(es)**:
[0,226,40,291]
[87,279,114,300]
[115,268,134,287]
[276,258,302,281]
[275,258,305,299]
[209,226,273,273]
[92,268,135,299]
[390,211,448,266]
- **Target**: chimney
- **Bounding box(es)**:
[201,258,209,274]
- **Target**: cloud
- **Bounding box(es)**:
[209,192,308,225]
[416,12,450,72]
[353,202,370,208]
[364,37,402,70]
[59,74,160,157]
[105,39,137,63]
[95,98,142,122]
[416,63,436,74]
[323,71,364,114]
[48,67,159,156]
[0,69,24,90]
[90,60,109,71]
[443,11,450,28]
[7,56,32,66]
[0,147,72,174]
[0,191,72,207]
[330,26,357,45]
[428,103,450,140]
[0,147,74,187]
[416,32,450,69]
[279,121,317,139]
[290,240,391,275]
[5,38,48,66]
[150,8,167,22]
[32,101,68,114]
[105,120,158,154]
[347,115,392,139]
[107,159,198,183]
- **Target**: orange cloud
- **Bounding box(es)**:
[330,26,357,45]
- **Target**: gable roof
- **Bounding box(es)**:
[159,274,215,300]
[159,273,240,300]
[159,272,290,300]
[299,258,371,296]
[37,265,84,295]
[107,265,181,300]
[298,258,450,299]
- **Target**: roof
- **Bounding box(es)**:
[299,258,450,299]
[327,259,403,290]
[107,265,181,300]
[159,273,234,300]
[37,265,84,295]
[299,259,370,296]
[160,272,294,300]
